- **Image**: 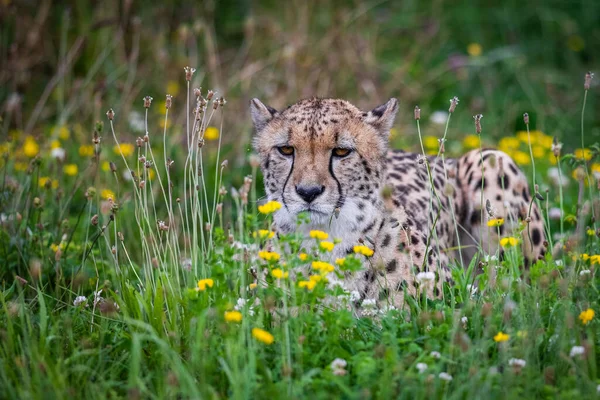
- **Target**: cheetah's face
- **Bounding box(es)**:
[251,98,398,229]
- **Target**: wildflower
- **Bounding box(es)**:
[448,96,459,113]
[430,351,441,359]
[63,164,78,176]
[513,151,530,165]
[311,261,335,273]
[224,310,242,323]
[591,255,600,265]
[258,251,280,262]
[73,296,87,307]
[309,230,329,240]
[55,125,70,140]
[463,134,480,149]
[416,271,435,284]
[79,145,95,157]
[298,280,317,290]
[101,189,116,200]
[487,218,504,227]
[416,363,428,373]
[467,43,482,56]
[254,230,275,239]
[461,316,468,328]
[310,275,322,283]
[258,200,282,214]
[331,358,347,376]
[51,147,66,160]
[430,111,448,125]
[439,372,453,381]
[493,331,510,342]
[353,245,374,257]
[320,241,335,252]
[113,143,135,157]
[298,253,308,261]
[499,237,519,248]
[579,308,594,325]
[197,278,214,291]
[508,358,526,373]
[574,148,592,161]
[335,258,346,266]
[252,328,274,345]
[569,345,585,358]
[204,126,219,140]
[361,299,378,316]
[249,283,258,290]
[23,136,39,157]
[271,268,289,279]
[580,269,591,277]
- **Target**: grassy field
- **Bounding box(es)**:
[1,1,600,399]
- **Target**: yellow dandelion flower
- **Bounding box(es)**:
[513,151,530,166]
[320,241,335,252]
[311,261,335,273]
[23,136,39,157]
[50,243,59,252]
[309,275,323,282]
[249,283,258,290]
[498,137,520,151]
[309,230,329,240]
[258,200,282,214]
[532,146,545,159]
[423,136,438,149]
[101,189,116,200]
[575,148,592,161]
[581,253,590,261]
[224,310,242,323]
[579,308,594,325]
[39,177,58,189]
[204,126,219,141]
[50,140,61,149]
[252,328,274,345]
[353,245,374,257]
[271,268,289,279]
[258,251,280,262]
[254,230,275,239]
[63,164,78,176]
[298,280,317,290]
[298,253,308,261]
[197,278,214,291]
[493,331,510,342]
[335,258,346,266]
[590,255,600,265]
[463,134,480,149]
[587,229,595,236]
[113,143,135,157]
[54,125,70,140]
[487,218,504,227]
[467,43,482,57]
[79,145,95,157]
[101,161,111,172]
[500,237,519,248]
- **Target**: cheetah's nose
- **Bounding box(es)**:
[295,185,325,203]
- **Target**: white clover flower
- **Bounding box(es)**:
[430,351,441,359]
[430,111,448,125]
[461,316,468,327]
[234,298,255,316]
[570,346,585,358]
[416,363,428,373]
[349,290,361,303]
[128,111,145,133]
[555,259,564,267]
[580,269,591,276]
[380,304,397,314]
[439,372,453,381]
[93,290,103,306]
[484,254,498,263]
[548,207,562,220]
[51,147,66,161]
[361,298,379,316]
[466,284,478,298]
[73,296,87,307]
[508,358,526,368]
[362,298,376,308]
[416,271,435,284]
[331,358,347,376]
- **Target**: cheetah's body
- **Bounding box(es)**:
[251,97,546,308]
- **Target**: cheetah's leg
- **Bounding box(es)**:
[457,149,546,266]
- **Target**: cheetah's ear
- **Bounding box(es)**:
[365,98,399,135]
[250,98,278,132]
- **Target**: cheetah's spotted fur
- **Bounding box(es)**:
[251,97,546,308]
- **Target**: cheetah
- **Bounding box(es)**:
[251,97,546,308]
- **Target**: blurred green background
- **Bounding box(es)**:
[1,0,599,164]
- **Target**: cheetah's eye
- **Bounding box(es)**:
[332,148,352,158]
[277,146,294,156]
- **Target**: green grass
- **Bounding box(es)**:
[1,2,600,398]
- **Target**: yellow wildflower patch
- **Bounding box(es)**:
[575,148,592,161]
[493,332,510,342]
[298,280,317,290]
[271,268,289,279]
[335,258,346,266]
[462,134,480,149]
[63,164,78,176]
[258,251,280,262]
[101,189,116,200]
[298,253,308,261]
[309,230,329,240]
[312,261,335,273]
[39,177,58,189]
[319,241,335,252]
[254,230,275,239]
[249,283,258,290]
[258,200,282,214]
[113,143,135,157]
[512,151,530,166]
[23,136,39,157]
[353,245,374,257]
[204,126,219,141]
[499,237,519,248]
[79,145,95,157]
[197,278,214,291]
[224,311,242,323]
[579,308,594,325]
[487,218,504,227]
[423,136,438,149]
[467,43,482,56]
[252,328,274,345]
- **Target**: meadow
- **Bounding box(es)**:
[1,1,600,399]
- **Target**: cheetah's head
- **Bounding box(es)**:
[251,97,398,232]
